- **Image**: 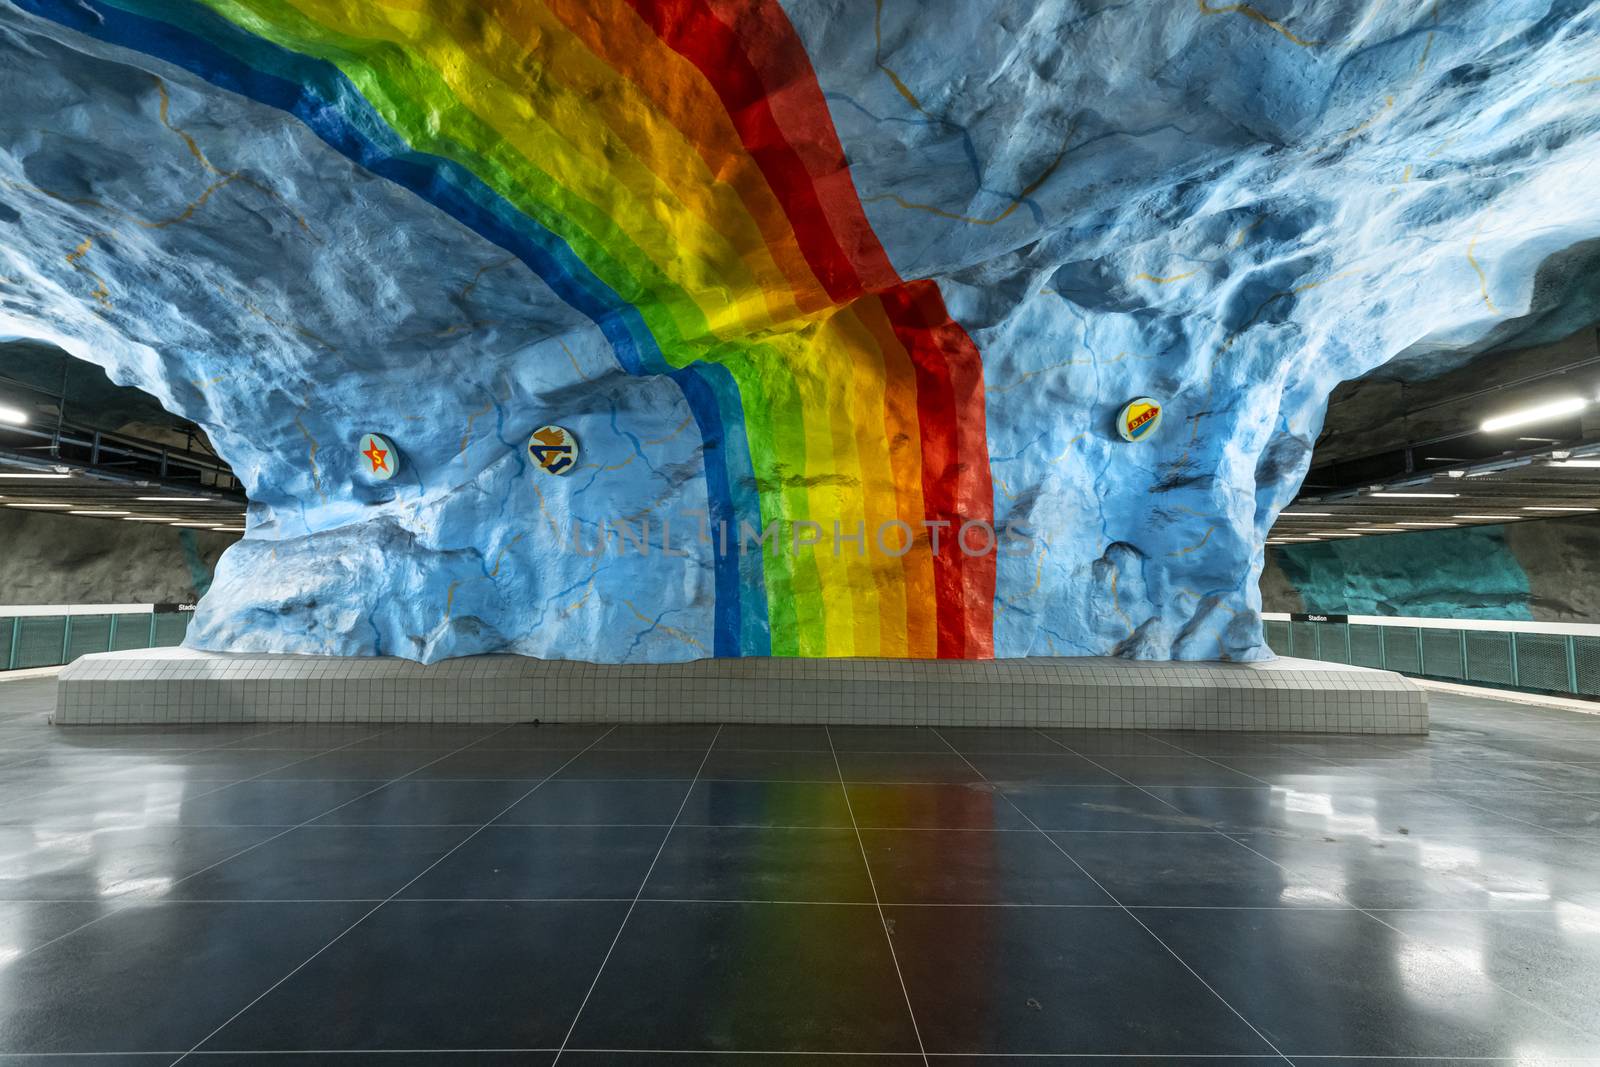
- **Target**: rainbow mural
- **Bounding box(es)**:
[10,0,1593,666]
[16,0,995,660]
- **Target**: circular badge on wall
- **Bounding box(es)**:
[528,425,579,476]
[1116,398,1164,443]
[358,432,398,480]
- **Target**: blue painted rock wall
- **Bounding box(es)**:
[1,0,1598,662]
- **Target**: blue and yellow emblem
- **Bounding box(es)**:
[1117,398,1163,443]
[529,425,579,475]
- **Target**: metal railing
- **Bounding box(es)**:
[1,609,191,671]
[1264,615,1600,699]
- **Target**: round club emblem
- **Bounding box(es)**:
[1116,398,1163,443]
[358,432,398,480]
[529,425,579,476]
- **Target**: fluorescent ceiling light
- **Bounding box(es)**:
[5,502,71,509]
[136,496,212,502]
[1369,492,1459,498]
[1397,522,1459,527]
[69,509,131,516]
[0,404,27,425]
[1549,460,1600,468]
[1523,506,1598,512]
[1312,532,1362,538]
[0,473,70,480]
[211,526,247,532]
[1454,514,1518,520]
[1481,397,1588,433]
[171,521,221,528]
[1281,511,1332,517]
[121,516,175,523]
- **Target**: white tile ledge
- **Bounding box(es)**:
[55,649,1427,733]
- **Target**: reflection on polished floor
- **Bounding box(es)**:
[1,678,1598,1064]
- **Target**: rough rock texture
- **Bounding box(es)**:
[1,0,1598,663]
[1265,512,1600,621]
[0,510,232,605]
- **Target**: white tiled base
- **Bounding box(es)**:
[54,649,1428,733]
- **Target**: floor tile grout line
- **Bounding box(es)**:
[1272,735,1600,800]
[1212,826,1600,1046]
[5,896,1583,911]
[1137,730,1600,844]
[0,1048,1446,1059]
[1046,732,1600,1046]
[928,727,1293,1065]
[1124,732,1281,787]
[6,723,526,972]
[2,1047,1581,1059]
[1,820,1584,838]
[1307,754,1600,842]
[166,722,623,1066]
[1335,727,1600,772]
[826,724,930,1067]
[1244,741,1600,843]
[549,724,723,1065]
[198,723,302,751]
[178,727,401,803]
[0,722,308,806]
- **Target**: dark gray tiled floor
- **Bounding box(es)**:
[1,676,1599,1062]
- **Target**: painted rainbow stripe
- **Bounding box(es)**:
[22,0,997,659]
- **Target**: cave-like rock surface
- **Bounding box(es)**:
[2,0,1598,662]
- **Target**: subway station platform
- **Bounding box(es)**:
[55,649,1427,733]
[0,674,1596,1059]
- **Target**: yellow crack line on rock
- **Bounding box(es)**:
[458,256,517,303]
[526,478,563,543]
[64,237,111,308]
[443,534,528,621]
[1051,432,1088,463]
[292,410,325,501]
[864,120,1078,226]
[873,0,927,113]
[1467,221,1499,315]
[560,339,593,382]
[560,576,596,619]
[488,533,526,578]
[1168,525,1216,556]
[1196,0,1324,47]
[459,400,495,457]
[1231,215,1266,247]
[1108,567,1135,636]
[215,282,339,351]
[643,415,696,447]
[1219,269,1363,355]
[1131,270,1198,284]
[1333,95,1395,145]
[621,598,706,652]
[988,355,1097,395]
[154,76,313,237]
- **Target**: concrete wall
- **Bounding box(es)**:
[1262,513,1600,621]
[0,510,236,605]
